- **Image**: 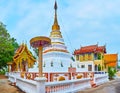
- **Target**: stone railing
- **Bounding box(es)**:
[94,71,106,75]
[8,72,21,77]
[9,75,91,93]
[16,77,37,93]
[9,75,16,84]
[24,72,94,82]
[8,72,21,85]
[45,78,91,93]
[8,71,108,93]
[94,74,109,85]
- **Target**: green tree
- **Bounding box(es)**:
[0,22,19,73]
[108,67,116,80]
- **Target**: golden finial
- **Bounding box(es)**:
[50,0,62,38]
[52,0,60,31]
[54,0,57,10]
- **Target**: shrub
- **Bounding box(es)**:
[108,67,116,80]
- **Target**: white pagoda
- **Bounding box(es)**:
[29,1,94,73]
[42,1,73,72]
[29,1,73,72]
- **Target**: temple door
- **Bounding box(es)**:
[22,59,26,71]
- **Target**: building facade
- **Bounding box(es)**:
[12,43,36,72]
[74,44,106,71]
[104,54,118,70]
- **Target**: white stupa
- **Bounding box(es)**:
[29,1,73,72]
[43,1,73,72]
[29,1,94,73]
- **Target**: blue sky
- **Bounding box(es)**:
[0,0,120,59]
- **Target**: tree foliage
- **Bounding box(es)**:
[0,22,19,71]
[108,67,116,80]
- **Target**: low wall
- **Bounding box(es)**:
[45,78,91,93]
[95,75,109,85]
[8,72,109,93]
[16,77,36,93]
[9,75,16,84]
[9,75,91,93]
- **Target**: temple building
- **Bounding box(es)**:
[104,54,118,70]
[74,44,106,71]
[11,43,36,72]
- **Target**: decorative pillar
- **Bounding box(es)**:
[35,77,47,93]
[30,36,51,93]
[8,64,10,72]
[38,46,43,77]
[7,62,12,72]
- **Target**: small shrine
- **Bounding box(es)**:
[11,43,36,72]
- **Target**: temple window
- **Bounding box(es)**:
[61,62,63,67]
[51,61,53,67]
[97,53,101,60]
[88,65,92,71]
[88,54,91,60]
[81,65,85,68]
[83,54,85,61]
[43,62,46,67]
[94,64,98,71]
[76,55,79,61]
[98,64,101,71]
[77,64,80,68]
[94,53,97,60]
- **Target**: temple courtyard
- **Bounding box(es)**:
[0,75,120,93]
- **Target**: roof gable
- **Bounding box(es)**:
[74,44,106,55]
[13,43,35,62]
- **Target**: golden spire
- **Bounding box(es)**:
[50,0,62,38]
[52,0,60,31]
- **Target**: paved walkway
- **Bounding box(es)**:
[0,75,24,93]
[78,79,120,93]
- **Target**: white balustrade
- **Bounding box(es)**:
[94,75,109,85]
[8,71,109,93]
[8,72,21,77]
[9,75,16,84]
[16,77,37,93]
[45,78,91,93]
[8,72,21,85]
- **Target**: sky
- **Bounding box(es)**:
[0,0,120,59]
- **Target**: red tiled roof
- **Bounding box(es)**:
[74,44,106,55]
